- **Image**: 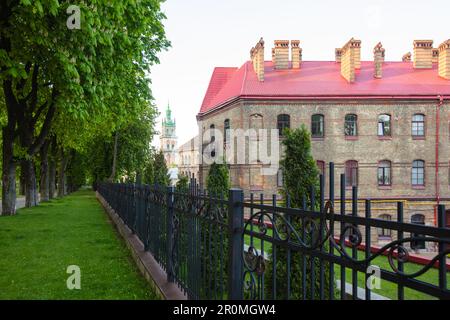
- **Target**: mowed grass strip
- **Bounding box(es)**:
[0,189,160,300]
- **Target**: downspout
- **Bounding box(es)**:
[435,95,444,226]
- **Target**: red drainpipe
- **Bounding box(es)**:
[435,95,444,226]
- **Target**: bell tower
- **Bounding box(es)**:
[160,103,177,166]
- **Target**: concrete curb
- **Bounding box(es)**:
[96,192,187,300]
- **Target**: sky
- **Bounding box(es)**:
[150,0,450,148]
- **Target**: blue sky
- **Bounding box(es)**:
[150,0,450,147]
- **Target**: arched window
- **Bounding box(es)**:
[344,114,357,136]
[411,214,426,250]
[412,114,425,137]
[249,113,263,130]
[316,160,325,177]
[277,114,290,136]
[345,160,358,187]
[311,114,324,138]
[378,214,392,238]
[378,161,391,186]
[378,114,391,136]
[224,119,230,144]
[412,160,425,186]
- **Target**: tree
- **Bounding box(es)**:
[152,151,169,186]
[265,125,333,299]
[206,161,230,197]
[176,174,189,192]
[1,1,169,213]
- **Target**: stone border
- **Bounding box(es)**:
[96,192,186,300]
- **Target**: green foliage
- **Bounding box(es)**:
[176,174,189,192]
[265,125,333,299]
[280,125,319,207]
[152,151,169,186]
[206,161,230,197]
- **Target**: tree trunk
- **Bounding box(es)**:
[39,139,50,202]
[57,150,69,197]
[1,126,16,215]
[109,131,119,182]
[19,170,25,195]
[22,159,38,207]
[49,159,56,199]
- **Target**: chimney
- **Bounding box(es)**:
[340,38,360,83]
[402,52,412,62]
[274,40,289,69]
[373,42,383,79]
[432,48,439,63]
[291,40,302,69]
[438,39,450,80]
[413,40,433,68]
[335,48,343,62]
[250,38,265,81]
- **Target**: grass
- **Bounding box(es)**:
[0,190,160,300]
[244,231,449,300]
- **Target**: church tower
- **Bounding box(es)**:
[160,103,177,166]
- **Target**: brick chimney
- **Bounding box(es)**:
[438,39,450,80]
[432,48,439,63]
[402,52,412,62]
[274,40,289,69]
[335,48,343,62]
[340,38,360,83]
[291,40,302,69]
[250,38,265,81]
[373,42,384,79]
[413,40,433,68]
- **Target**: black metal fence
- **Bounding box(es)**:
[98,163,450,300]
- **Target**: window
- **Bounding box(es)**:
[210,124,216,158]
[210,124,215,142]
[344,114,357,136]
[277,169,283,187]
[316,160,325,177]
[411,214,426,250]
[412,114,425,137]
[224,119,230,144]
[378,214,392,238]
[345,160,358,187]
[378,114,391,136]
[412,160,425,186]
[378,161,391,186]
[277,114,290,136]
[311,114,324,138]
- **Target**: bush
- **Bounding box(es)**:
[265,125,334,299]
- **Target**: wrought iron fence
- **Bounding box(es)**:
[97,163,450,300]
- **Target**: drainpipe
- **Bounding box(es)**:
[435,95,444,226]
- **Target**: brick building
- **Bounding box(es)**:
[196,38,450,250]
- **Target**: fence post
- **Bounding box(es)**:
[228,188,244,300]
[167,185,175,283]
[437,204,447,295]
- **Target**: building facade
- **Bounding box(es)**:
[177,136,200,180]
[196,38,450,251]
[160,103,177,167]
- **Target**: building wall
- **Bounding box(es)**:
[197,99,450,249]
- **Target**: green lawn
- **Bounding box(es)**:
[0,190,160,300]
[244,231,449,300]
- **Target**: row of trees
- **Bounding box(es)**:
[1,1,170,215]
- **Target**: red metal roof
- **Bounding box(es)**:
[199,61,450,115]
